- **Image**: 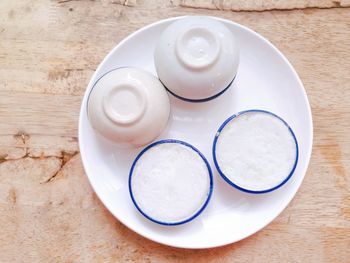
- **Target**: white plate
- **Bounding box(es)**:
[79,16,313,249]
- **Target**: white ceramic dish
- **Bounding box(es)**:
[87,67,170,147]
[213,110,299,193]
[154,16,239,102]
[129,139,213,226]
[79,16,313,249]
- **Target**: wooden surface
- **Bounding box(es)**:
[0,0,349,262]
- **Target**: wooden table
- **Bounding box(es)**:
[1,0,349,262]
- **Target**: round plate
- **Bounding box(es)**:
[79,16,313,249]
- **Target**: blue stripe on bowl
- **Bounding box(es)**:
[160,75,236,103]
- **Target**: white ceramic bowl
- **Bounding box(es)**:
[154,16,239,102]
[87,68,170,147]
[129,139,213,225]
[213,110,299,194]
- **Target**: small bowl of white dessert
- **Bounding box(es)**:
[213,110,299,194]
[154,16,239,103]
[129,139,213,225]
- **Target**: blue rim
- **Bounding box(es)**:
[160,75,236,103]
[129,139,214,226]
[212,109,299,194]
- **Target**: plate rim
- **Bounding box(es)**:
[78,15,314,249]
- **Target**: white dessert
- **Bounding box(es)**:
[215,111,297,192]
[130,142,212,224]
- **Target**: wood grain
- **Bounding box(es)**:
[0,0,349,262]
[181,0,350,11]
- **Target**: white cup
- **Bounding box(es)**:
[87,68,170,147]
[154,16,239,102]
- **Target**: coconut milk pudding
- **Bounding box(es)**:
[214,111,298,193]
[129,140,213,225]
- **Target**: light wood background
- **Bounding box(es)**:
[0,0,349,262]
